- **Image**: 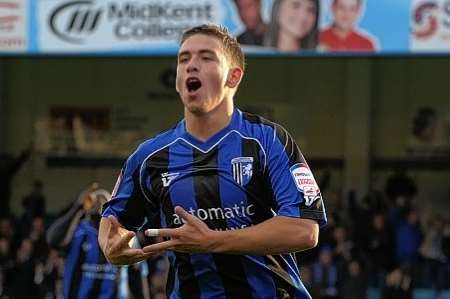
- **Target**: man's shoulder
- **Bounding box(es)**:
[239,110,289,141]
[240,110,274,127]
[127,125,180,164]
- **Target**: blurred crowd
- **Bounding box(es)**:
[0,180,169,299]
[299,170,450,299]
[0,170,448,299]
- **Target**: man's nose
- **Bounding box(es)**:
[187,58,199,73]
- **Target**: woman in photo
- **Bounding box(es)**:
[264,0,320,52]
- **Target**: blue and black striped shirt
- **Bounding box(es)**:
[103,109,327,299]
[64,220,118,299]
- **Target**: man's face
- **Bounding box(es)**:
[236,0,261,29]
[176,34,231,115]
[332,0,360,32]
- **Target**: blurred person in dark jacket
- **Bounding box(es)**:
[234,0,266,45]
[366,213,395,287]
[0,146,32,217]
[311,246,338,299]
[9,238,36,299]
[338,259,368,299]
[21,179,47,218]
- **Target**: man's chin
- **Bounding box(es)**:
[186,105,208,116]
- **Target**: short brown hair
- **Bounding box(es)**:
[180,24,245,71]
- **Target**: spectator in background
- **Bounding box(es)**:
[383,266,413,299]
[419,216,447,290]
[320,0,376,51]
[366,213,395,287]
[332,225,354,263]
[339,259,368,299]
[264,0,319,51]
[34,249,64,299]
[28,217,49,263]
[9,238,36,298]
[412,107,438,144]
[394,208,423,266]
[22,179,47,219]
[442,223,450,289]
[0,146,32,217]
[311,246,338,299]
[385,170,417,207]
[46,184,150,299]
[234,0,267,45]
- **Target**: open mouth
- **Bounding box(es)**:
[186,77,202,92]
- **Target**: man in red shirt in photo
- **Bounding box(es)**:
[320,0,377,52]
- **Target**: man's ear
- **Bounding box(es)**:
[226,67,243,88]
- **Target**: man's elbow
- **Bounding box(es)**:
[306,229,319,249]
[296,222,319,250]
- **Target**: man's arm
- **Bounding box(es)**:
[46,199,84,249]
[143,206,319,255]
[212,215,318,255]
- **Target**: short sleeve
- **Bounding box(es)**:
[266,125,327,227]
[102,149,157,231]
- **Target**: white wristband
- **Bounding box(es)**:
[145,229,160,237]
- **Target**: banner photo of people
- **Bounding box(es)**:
[1,0,450,54]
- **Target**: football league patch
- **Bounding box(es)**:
[290,163,321,206]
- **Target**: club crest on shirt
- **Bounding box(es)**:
[231,157,253,186]
[82,241,92,252]
[290,163,321,206]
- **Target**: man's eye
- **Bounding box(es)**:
[179,58,188,63]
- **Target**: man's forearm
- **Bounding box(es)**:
[210,216,319,255]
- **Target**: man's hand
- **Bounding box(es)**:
[142,206,217,254]
[100,215,156,265]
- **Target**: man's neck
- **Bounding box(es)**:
[185,99,234,141]
[332,24,352,39]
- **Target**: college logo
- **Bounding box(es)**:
[161,172,179,187]
[49,0,102,44]
[413,1,439,39]
[290,163,321,206]
[231,157,253,186]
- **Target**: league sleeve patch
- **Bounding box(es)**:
[290,163,321,206]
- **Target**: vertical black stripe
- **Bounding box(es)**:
[241,116,299,298]
[242,138,275,225]
[116,170,154,230]
[147,147,201,299]
[192,148,253,299]
[87,252,106,299]
[68,235,88,299]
